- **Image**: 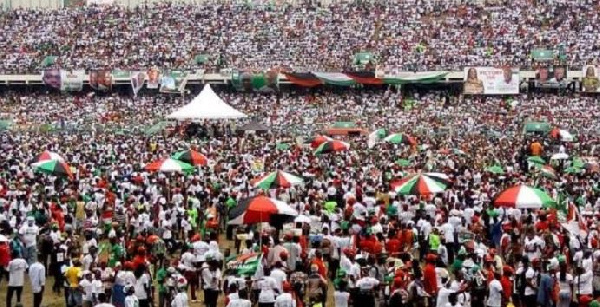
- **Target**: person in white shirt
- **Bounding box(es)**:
[487,273,503,307]
[275,281,296,307]
[171,278,189,307]
[79,270,94,307]
[29,258,46,307]
[257,267,279,307]
[334,281,350,307]
[269,262,288,293]
[7,253,28,307]
[96,293,116,307]
[124,284,139,307]
[92,271,104,305]
[134,268,152,307]
[201,257,222,307]
[18,216,39,264]
[227,288,252,307]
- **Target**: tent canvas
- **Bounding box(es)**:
[167,84,247,120]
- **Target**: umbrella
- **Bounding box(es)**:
[391,173,450,195]
[171,150,208,166]
[294,215,312,224]
[308,135,333,149]
[550,153,569,160]
[551,128,574,142]
[485,165,504,175]
[527,156,546,165]
[252,170,303,189]
[35,160,73,178]
[564,167,582,175]
[539,165,558,179]
[228,196,297,225]
[314,141,350,154]
[368,129,387,148]
[0,235,8,242]
[32,150,64,164]
[494,185,555,209]
[383,133,417,145]
[145,158,194,172]
[275,143,291,150]
[395,159,411,167]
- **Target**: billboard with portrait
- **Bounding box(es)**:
[582,65,600,92]
[463,67,520,95]
[535,65,567,88]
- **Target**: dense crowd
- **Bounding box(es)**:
[0,86,599,307]
[2,0,600,74]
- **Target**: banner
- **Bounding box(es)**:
[111,70,131,79]
[159,71,188,94]
[463,67,519,95]
[131,71,146,97]
[232,70,278,91]
[60,70,85,91]
[89,70,112,91]
[146,68,160,89]
[582,65,600,92]
[535,65,567,88]
[42,70,61,89]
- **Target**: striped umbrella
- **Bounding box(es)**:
[228,196,297,225]
[383,133,417,145]
[32,150,64,164]
[35,160,73,178]
[145,158,194,172]
[252,170,303,189]
[494,185,555,209]
[539,165,558,180]
[308,135,333,149]
[171,150,208,166]
[314,141,350,154]
[390,173,450,195]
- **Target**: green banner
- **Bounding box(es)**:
[354,52,374,65]
[532,49,554,61]
[111,70,131,79]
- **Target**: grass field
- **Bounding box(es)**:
[0,236,337,307]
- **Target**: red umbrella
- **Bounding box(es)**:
[228,196,297,225]
[309,135,333,149]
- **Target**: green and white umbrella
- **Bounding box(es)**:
[539,165,558,179]
[383,133,416,145]
[36,160,74,178]
[485,165,504,175]
[390,172,449,195]
[252,170,303,189]
[527,156,546,165]
[494,185,555,209]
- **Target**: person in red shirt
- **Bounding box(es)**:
[311,250,327,277]
[386,229,401,257]
[0,239,10,281]
[501,266,513,307]
[423,254,438,297]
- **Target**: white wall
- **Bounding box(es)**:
[0,0,62,9]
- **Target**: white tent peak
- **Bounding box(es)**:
[167,84,247,119]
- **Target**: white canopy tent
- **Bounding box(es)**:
[167,84,247,120]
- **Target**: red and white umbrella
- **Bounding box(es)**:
[228,196,297,225]
[494,185,555,209]
[145,158,194,172]
[32,150,64,165]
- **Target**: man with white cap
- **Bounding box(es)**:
[171,277,189,307]
[18,216,39,265]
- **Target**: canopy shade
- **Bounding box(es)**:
[167,84,247,120]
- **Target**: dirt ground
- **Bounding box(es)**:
[0,236,337,307]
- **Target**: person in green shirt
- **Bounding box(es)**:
[451,250,467,274]
[156,262,169,307]
[428,228,441,251]
[187,207,198,230]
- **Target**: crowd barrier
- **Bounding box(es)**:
[0,70,589,86]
